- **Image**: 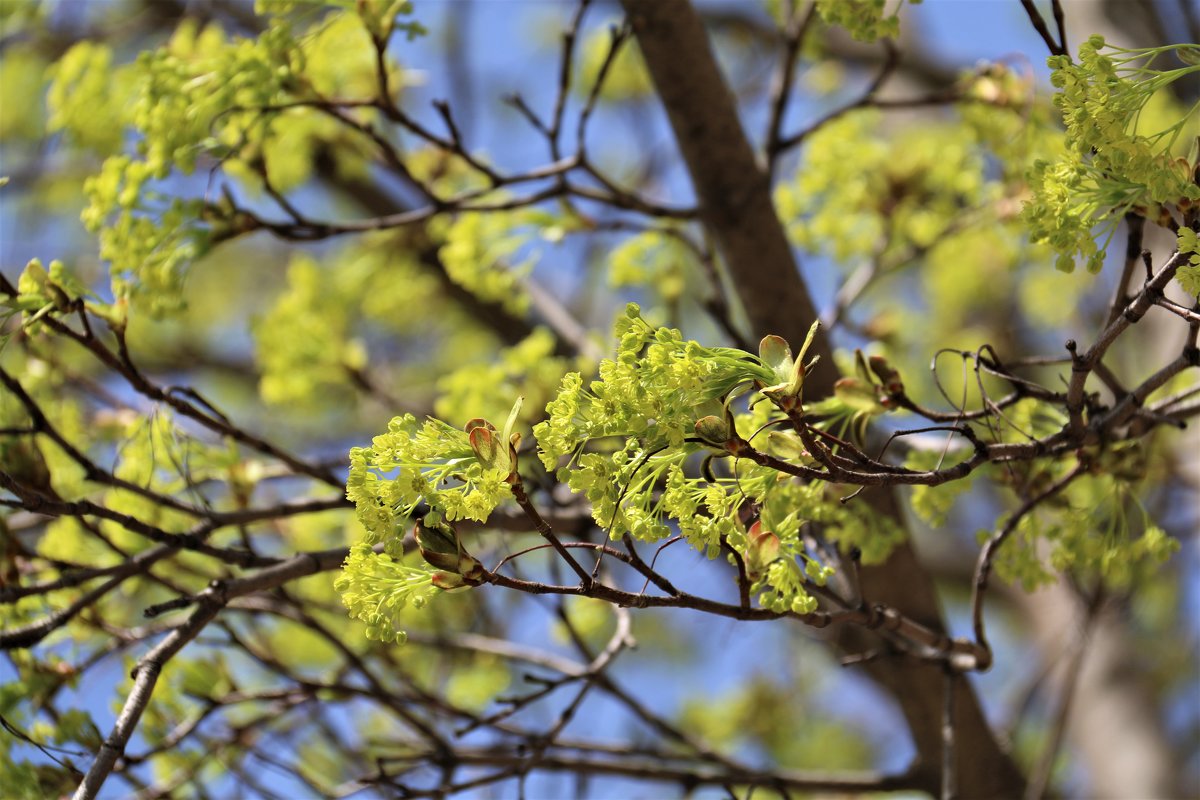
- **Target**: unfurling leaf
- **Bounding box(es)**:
[759,335,793,385]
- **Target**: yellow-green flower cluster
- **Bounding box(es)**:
[45,41,128,154]
[432,209,549,316]
[756,474,903,565]
[661,463,739,556]
[776,112,995,265]
[986,467,1181,591]
[1176,227,1200,299]
[435,328,573,428]
[253,235,487,410]
[51,5,423,315]
[607,228,693,304]
[906,449,974,528]
[560,441,687,541]
[58,19,299,314]
[1023,37,1200,273]
[254,254,367,408]
[760,560,819,615]
[98,195,209,317]
[534,304,773,471]
[1050,517,1177,590]
[1049,471,1180,589]
[814,0,921,43]
[333,542,439,644]
[532,306,906,593]
[347,414,512,541]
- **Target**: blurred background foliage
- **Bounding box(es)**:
[0,0,1198,797]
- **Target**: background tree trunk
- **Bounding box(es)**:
[621,1,1028,795]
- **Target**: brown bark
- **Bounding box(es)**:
[620,1,1025,795]
[618,0,828,366]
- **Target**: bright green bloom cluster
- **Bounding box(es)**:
[752,472,904,565]
[532,307,905,612]
[1050,515,1178,590]
[723,490,836,616]
[957,62,1044,170]
[607,228,693,304]
[51,5,422,315]
[435,328,575,440]
[94,190,210,317]
[661,463,740,554]
[532,305,776,539]
[69,20,300,313]
[1176,227,1200,298]
[432,209,558,316]
[128,20,301,177]
[333,542,439,644]
[253,233,492,410]
[0,42,48,143]
[534,304,774,471]
[535,307,738,542]
[986,464,1181,591]
[814,0,921,43]
[760,560,820,615]
[1049,38,1198,197]
[347,413,513,538]
[906,448,973,528]
[254,254,369,407]
[559,441,689,541]
[1048,471,1181,589]
[776,112,996,264]
[1023,37,1200,273]
[436,211,529,315]
[45,41,128,154]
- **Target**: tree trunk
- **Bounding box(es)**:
[621,1,1027,795]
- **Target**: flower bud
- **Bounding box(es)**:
[415,517,461,573]
[745,520,781,581]
[867,355,904,395]
[416,514,485,584]
[694,415,730,444]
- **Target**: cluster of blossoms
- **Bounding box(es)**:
[984,465,1180,592]
[776,111,998,265]
[530,306,898,614]
[346,289,1200,643]
[432,209,544,316]
[333,542,437,644]
[533,304,776,467]
[63,20,302,314]
[334,509,483,645]
[347,408,520,539]
[813,0,923,43]
[531,305,775,548]
[1022,37,1200,274]
[49,5,422,315]
[339,401,520,643]
[337,305,924,638]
